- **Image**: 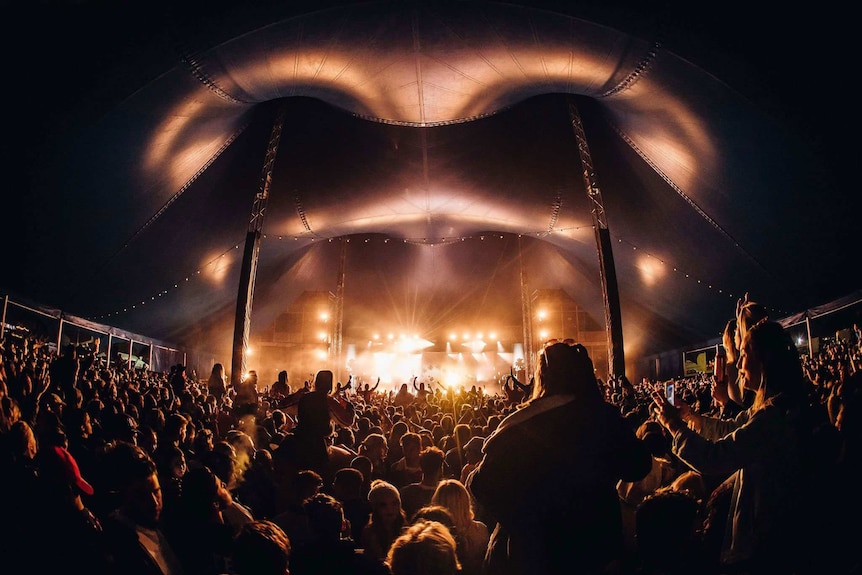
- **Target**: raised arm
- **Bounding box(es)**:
[336,375,352,395]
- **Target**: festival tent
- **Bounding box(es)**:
[2,0,856,381]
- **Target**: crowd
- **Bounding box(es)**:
[0,294,859,574]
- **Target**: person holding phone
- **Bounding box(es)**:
[651,320,826,574]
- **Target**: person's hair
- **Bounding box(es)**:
[208,364,226,386]
[722,319,739,363]
[411,504,457,533]
[737,300,769,343]
[390,420,409,438]
[452,424,471,447]
[232,520,290,575]
[102,440,157,493]
[743,321,806,412]
[360,433,388,456]
[419,446,445,476]
[162,412,189,442]
[180,465,222,516]
[635,490,702,569]
[386,519,461,575]
[271,409,287,427]
[665,470,707,502]
[336,426,355,448]
[400,431,421,451]
[532,341,601,404]
[333,467,364,498]
[431,479,475,530]
[5,420,37,461]
[154,443,186,476]
[292,469,324,502]
[351,455,373,481]
[303,492,346,541]
[368,479,402,508]
[314,370,334,394]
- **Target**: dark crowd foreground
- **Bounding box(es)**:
[0,297,859,575]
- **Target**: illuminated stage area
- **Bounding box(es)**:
[246,234,611,388]
[344,336,524,392]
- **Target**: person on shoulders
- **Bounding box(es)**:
[270,370,290,399]
[467,340,651,575]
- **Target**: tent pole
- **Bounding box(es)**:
[518,235,534,377]
[805,314,813,356]
[231,103,287,387]
[333,239,347,384]
[567,96,626,379]
[1,294,8,340]
[57,317,65,352]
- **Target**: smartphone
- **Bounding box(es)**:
[665,382,675,406]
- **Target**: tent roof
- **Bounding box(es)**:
[3,0,856,377]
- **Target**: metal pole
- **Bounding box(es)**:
[231,103,287,387]
[57,318,64,352]
[106,334,113,367]
[128,339,135,370]
[518,235,534,376]
[0,295,8,339]
[334,239,347,383]
[567,96,626,378]
[805,314,813,356]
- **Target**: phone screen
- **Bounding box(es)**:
[665,383,675,406]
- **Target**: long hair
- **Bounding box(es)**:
[736,300,769,345]
[530,340,602,405]
[722,319,739,364]
[431,479,475,530]
[742,321,805,413]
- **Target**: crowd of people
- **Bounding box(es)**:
[0,294,859,574]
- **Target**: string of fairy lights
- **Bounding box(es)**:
[93,227,787,320]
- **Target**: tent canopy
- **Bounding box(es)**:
[3,0,855,379]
